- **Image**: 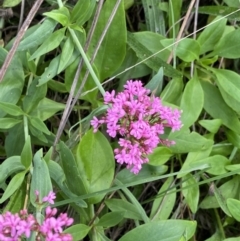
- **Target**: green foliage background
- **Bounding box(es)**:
[1,0,240,240]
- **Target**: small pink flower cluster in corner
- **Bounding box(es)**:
[0,191,73,241]
[91,80,182,174]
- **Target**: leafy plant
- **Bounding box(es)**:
[0,0,240,240]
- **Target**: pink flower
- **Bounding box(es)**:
[43,191,56,204]
[90,116,100,133]
[40,207,73,241]
[91,80,182,174]
[104,90,115,103]
[0,199,73,241]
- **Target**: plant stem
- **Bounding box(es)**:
[68,28,105,96]
[23,115,29,141]
[89,204,99,241]
[229,147,238,161]
[57,0,63,8]
[214,208,226,239]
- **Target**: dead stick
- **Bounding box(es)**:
[0,0,44,82]
[167,0,196,64]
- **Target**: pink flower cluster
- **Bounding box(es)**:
[38,206,73,241]
[91,80,182,174]
[0,192,73,241]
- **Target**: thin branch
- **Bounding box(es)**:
[18,0,25,31]
[190,0,200,77]
[167,0,196,64]
[0,0,44,82]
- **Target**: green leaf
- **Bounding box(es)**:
[76,130,115,204]
[148,146,173,166]
[43,7,70,26]
[48,79,67,93]
[71,0,96,26]
[0,171,26,204]
[177,147,212,178]
[180,77,204,129]
[201,80,240,134]
[0,48,24,118]
[118,220,196,241]
[197,16,226,54]
[160,77,183,104]
[3,181,26,213]
[48,160,65,187]
[48,160,87,208]
[133,31,170,61]
[168,0,182,37]
[124,0,134,10]
[29,117,50,135]
[128,32,182,78]
[213,183,232,217]
[96,211,124,228]
[226,129,240,149]
[30,149,52,206]
[199,119,222,134]
[59,141,87,196]
[195,155,230,175]
[212,69,240,113]
[211,143,232,157]
[18,18,57,51]
[29,98,65,121]
[142,0,165,34]
[198,6,240,21]
[20,135,32,168]
[30,28,66,60]
[116,164,168,185]
[3,0,21,7]
[0,118,22,129]
[169,130,214,153]
[224,0,240,7]
[206,230,223,241]
[0,101,24,116]
[87,0,126,81]
[58,36,74,72]
[145,67,163,95]
[160,38,200,62]
[5,123,25,156]
[182,174,199,213]
[0,156,25,184]
[114,47,151,81]
[225,164,240,173]
[64,224,91,241]
[22,78,47,114]
[105,199,143,220]
[150,176,176,220]
[200,176,239,210]
[227,198,240,221]
[213,28,240,58]
[224,238,240,241]
[29,125,48,143]
[38,50,80,86]
[64,55,98,104]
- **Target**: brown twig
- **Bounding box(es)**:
[0,0,44,82]
[167,0,196,64]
